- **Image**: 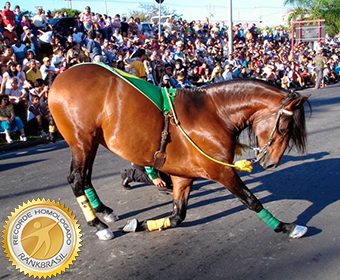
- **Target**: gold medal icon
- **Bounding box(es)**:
[2,199,82,278]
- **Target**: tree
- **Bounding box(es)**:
[284,0,340,36]
[128,4,181,22]
[52,8,81,17]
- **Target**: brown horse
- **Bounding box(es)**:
[49,64,310,240]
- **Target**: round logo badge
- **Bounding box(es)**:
[2,199,82,278]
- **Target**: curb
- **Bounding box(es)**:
[0,137,49,153]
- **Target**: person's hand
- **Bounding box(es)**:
[152,177,166,188]
[6,117,11,124]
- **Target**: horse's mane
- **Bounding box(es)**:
[179,79,309,154]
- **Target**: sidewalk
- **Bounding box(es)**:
[0,137,49,153]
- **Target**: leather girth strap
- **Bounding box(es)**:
[153,113,171,170]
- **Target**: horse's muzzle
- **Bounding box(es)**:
[258,154,278,169]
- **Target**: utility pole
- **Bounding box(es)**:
[159,1,161,39]
[228,0,233,55]
[155,0,164,40]
[104,0,108,15]
[65,0,72,9]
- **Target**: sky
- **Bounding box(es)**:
[12,0,294,27]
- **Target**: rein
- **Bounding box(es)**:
[164,88,253,172]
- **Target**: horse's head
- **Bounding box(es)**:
[252,94,310,169]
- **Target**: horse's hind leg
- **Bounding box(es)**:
[68,144,114,240]
[84,142,119,223]
[123,176,194,232]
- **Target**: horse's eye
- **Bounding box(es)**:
[279,127,287,134]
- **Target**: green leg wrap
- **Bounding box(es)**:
[257,209,280,230]
[85,187,102,209]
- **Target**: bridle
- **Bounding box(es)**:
[251,102,293,163]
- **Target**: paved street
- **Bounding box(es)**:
[1,84,340,280]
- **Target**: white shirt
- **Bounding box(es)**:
[32,14,47,28]
[40,64,58,80]
[51,55,64,69]
[39,31,53,43]
[222,70,233,81]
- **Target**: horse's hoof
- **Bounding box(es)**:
[123,219,138,232]
[96,228,114,240]
[289,225,308,239]
[104,211,119,223]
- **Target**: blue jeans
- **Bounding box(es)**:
[0,117,24,132]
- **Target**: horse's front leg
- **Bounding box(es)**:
[218,169,307,239]
[123,177,194,232]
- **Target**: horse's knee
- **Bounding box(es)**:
[239,188,263,212]
[69,170,85,196]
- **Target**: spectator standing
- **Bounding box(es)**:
[111,14,121,33]
[1,2,15,28]
[14,5,22,32]
[120,16,129,37]
[86,31,104,62]
[32,7,47,30]
[79,6,93,31]
[314,49,325,89]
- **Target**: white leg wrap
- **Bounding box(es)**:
[289,225,308,239]
[96,228,114,240]
[103,211,119,223]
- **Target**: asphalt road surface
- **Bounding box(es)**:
[1,84,340,280]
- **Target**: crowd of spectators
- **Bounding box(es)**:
[0,1,340,144]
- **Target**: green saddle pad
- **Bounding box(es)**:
[71,62,176,114]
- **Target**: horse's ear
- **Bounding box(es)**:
[283,94,310,114]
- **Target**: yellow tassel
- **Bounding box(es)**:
[77,195,97,222]
[234,160,253,173]
[235,141,248,156]
[146,218,171,231]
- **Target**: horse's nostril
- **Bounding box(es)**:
[266,163,275,169]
